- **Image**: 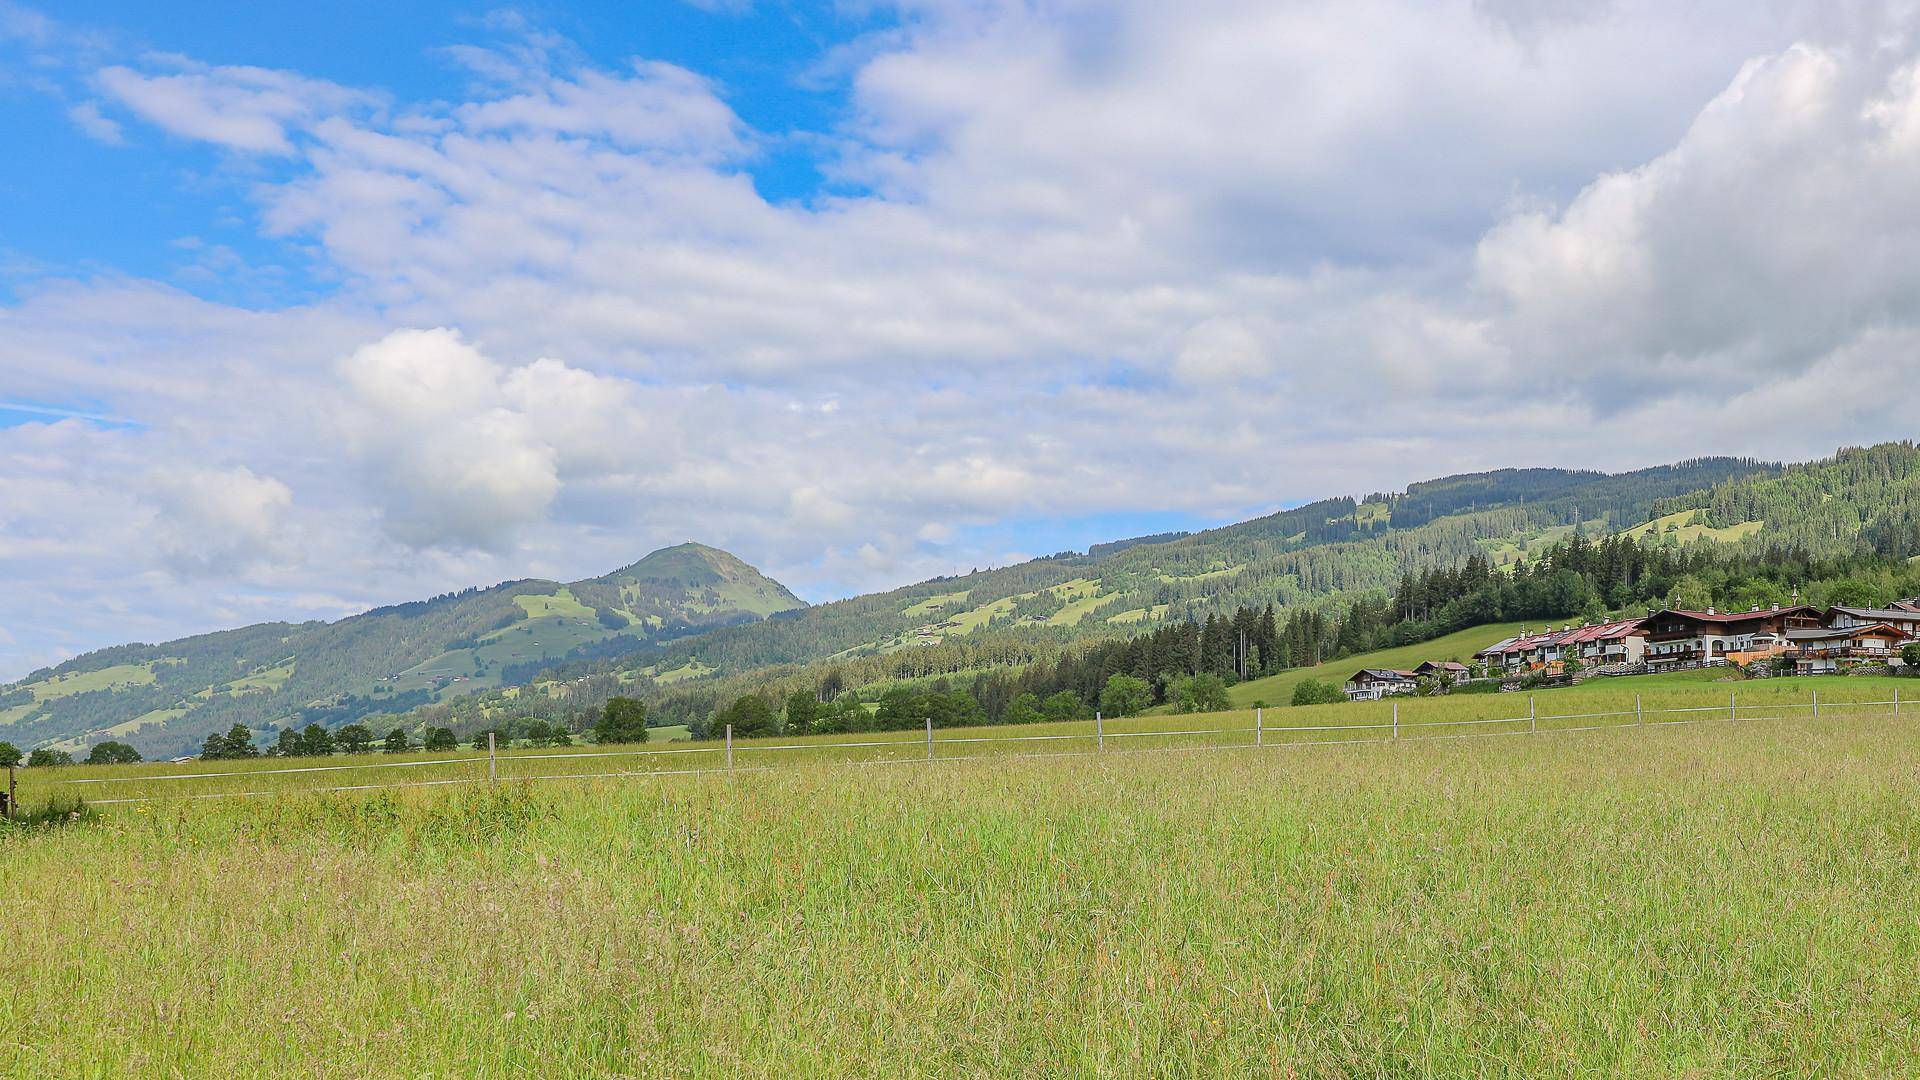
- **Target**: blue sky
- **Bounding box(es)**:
[0,1,888,303]
[4,0,1920,679]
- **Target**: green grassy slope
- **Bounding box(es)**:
[2,543,804,759]
[1222,621,1529,707]
[572,458,1778,691]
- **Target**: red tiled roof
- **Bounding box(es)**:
[1556,618,1645,644]
[1480,618,1644,655]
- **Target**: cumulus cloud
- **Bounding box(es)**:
[1476,42,1920,413]
[146,465,295,575]
[334,328,622,550]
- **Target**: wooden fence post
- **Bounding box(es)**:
[4,763,13,822]
[487,731,497,783]
[1730,691,1737,721]
[1529,695,1536,735]
[1812,689,1819,718]
[925,716,934,760]
[1896,687,1901,720]
[1255,707,1262,748]
[1392,701,1399,740]
[1636,694,1643,726]
[726,724,734,769]
[1096,711,1104,753]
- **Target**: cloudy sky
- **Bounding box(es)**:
[2,0,1918,679]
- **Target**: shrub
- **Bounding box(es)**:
[1169,674,1231,714]
[1291,679,1346,706]
[1449,680,1502,695]
[1003,692,1043,726]
[1041,691,1087,723]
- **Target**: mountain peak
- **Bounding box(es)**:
[592,543,806,614]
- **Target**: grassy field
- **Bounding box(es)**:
[1223,621,1530,708]
[10,671,1909,806]
[1620,508,1766,544]
[6,677,1920,1075]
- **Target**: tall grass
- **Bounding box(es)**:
[3,705,1919,1075]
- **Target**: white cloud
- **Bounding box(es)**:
[336,329,581,550]
[1475,42,1920,412]
[7,2,1920,679]
[146,465,294,575]
[66,100,123,143]
[1172,318,1273,385]
[96,59,371,153]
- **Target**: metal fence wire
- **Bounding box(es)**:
[38,686,1906,807]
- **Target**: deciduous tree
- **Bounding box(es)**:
[337,724,375,754]
[596,697,650,745]
[1099,674,1151,718]
[85,741,142,765]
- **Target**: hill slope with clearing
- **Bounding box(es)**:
[1,543,803,758]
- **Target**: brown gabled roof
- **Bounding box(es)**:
[1787,622,1910,643]
[1829,606,1920,622]
[1652,605,1820,625]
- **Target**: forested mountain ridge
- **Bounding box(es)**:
[414,455,1786,732]
[27,445,1901,756]
[1649,442,1920,559]
[626,456,1781,672]
[0,543,803,758]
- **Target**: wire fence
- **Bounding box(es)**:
[21,686,1910,809]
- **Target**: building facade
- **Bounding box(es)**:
[1343,668,1418,700]
[1640,605,1824,667]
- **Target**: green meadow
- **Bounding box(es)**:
[5,677,1920,1075]
[1223,621,1527,708]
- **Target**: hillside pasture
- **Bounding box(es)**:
[1620,508,1765,544]
[1223,621,1529,707]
